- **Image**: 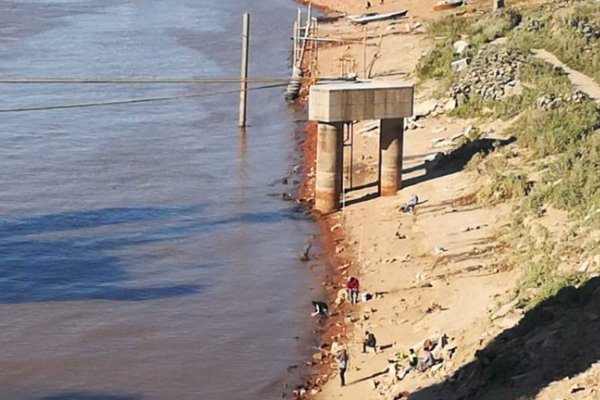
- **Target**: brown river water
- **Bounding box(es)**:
[0,1,322,399]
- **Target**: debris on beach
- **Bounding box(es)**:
[299,241,313,262]
[330,223,342,232]
[433,246,447,255]
[425,302,446,313]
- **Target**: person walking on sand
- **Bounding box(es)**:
[346,276,360,305]
[362,331,377,354]
[336,349,349,387]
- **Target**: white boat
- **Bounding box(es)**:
[433,0,464,11]
[347,10,408,24]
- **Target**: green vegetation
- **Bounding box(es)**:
[511,3,600,85]
[416,11,522,84]
[417,3,600,310]
[513,101,598,156]
[508,214,595,309]
[527,132,600,220]
[451,55,575,119]
[477,171,530,204]
[416,43,454,81]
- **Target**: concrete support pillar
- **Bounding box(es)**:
[379,118,404,196]
[315,122,344,213]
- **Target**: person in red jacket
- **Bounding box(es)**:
[346,276,360,305]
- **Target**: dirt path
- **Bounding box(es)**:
[533,48,600,103]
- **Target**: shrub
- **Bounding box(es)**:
[511,3,600,85]
[512,101,599,157]
[416,42,454,81]
[478,171,530,204]
[417,11,521,83]
[545,131,600,215]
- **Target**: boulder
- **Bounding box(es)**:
[491,299,518,320]
[424,152,444,163]
[453,40,471,55]
[451,58,470,72]
[444,97,457,111]
[578,259,591,273]
[414,99,439,118]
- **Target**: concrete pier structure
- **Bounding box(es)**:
[315,122,344,213]
[309,81,414,212]
[379,118,404,196]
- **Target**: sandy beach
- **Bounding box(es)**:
[296,0,600,399]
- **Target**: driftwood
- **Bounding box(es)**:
[366,34,384,78]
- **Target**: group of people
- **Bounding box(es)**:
[311,276,441,388]
[309,193,424,389]
[311,276,366,387]
[394,340,438,381]
[366,0,385,9]
[334,330,378,387]
[334,332,440,388]
[311,276,361,318]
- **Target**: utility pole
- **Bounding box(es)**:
[239,13,250,128]
[363,26,367,79]
[296,8,302,67]
[293,20,298,68]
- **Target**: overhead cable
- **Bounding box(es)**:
[0,83,287,113]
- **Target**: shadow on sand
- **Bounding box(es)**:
[403,136,516,188]
[341,136,516,207]
[411,276,600,400]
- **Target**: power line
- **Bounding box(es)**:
[0,76,299,84]
[0,82,287,113]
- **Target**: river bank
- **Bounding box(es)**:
[294,0,521,399]
[296,0,600,399]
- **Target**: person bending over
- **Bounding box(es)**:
[346,276,360,305]
[402,194,419,213]
[311,301,328,317]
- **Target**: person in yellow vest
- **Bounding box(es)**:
[397,348,418,380]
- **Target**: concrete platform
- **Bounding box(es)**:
[309,81,414,122]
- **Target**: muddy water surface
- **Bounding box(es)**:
[0,1,318,399]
